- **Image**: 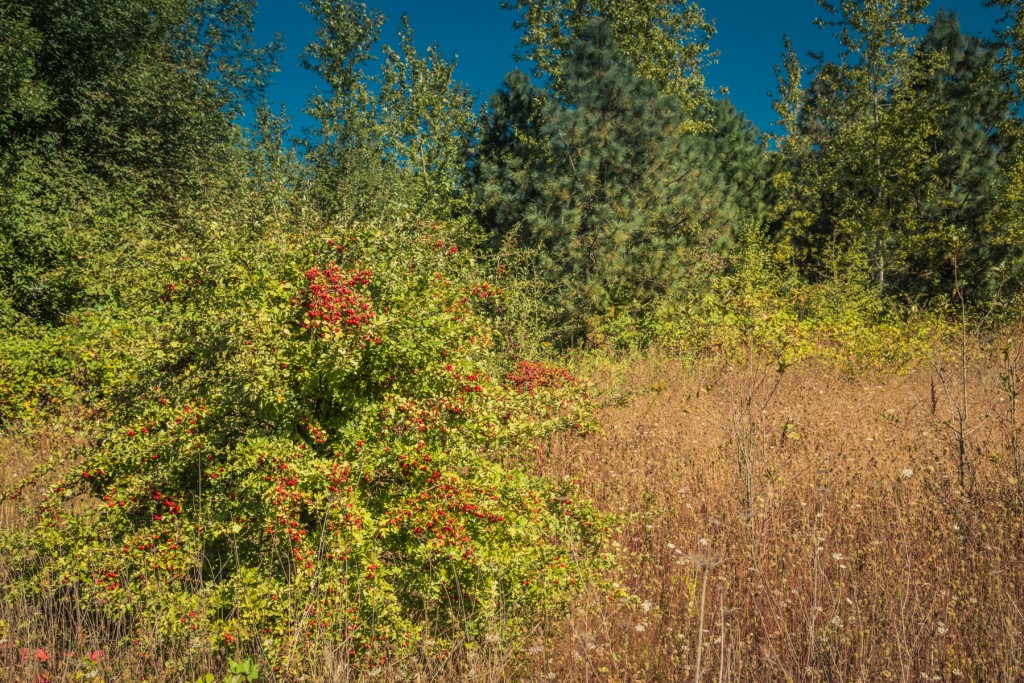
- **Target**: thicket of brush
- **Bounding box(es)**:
[2,0,1024,681]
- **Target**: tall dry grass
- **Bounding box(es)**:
[2,350,1023,681]
[528,351,1024,682]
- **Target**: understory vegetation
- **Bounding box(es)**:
[1,0,1023,680]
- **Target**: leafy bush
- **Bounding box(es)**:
[0,217,607,675]
[626,226,938,370]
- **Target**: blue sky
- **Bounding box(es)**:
[252,0,1006,140]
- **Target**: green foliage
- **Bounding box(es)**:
[0,0,278,324]
[988,0,1024,81]
[0,318,89,425]
[644,225,936,370]
[992,154,1024,294]
[190,659,262,683]
[227,658,260,682]
[771,0,934,292]
[0,217,607,674]
[474,20,735,342]
[502,0,715,125]
[688,99,773,234]
[0,0,276,165]
[911,11,1019,299]
[303,2,477,221]
[772,3,1020,303]
[977,0,1024,297]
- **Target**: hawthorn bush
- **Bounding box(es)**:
[0,217,606,675]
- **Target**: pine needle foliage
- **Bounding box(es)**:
[474,19,732,343]
[502,0,715,127]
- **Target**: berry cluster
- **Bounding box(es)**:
[504,360,577,394]
[301,265,374,336]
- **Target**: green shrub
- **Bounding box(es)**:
[1,217,607,675]
[638,226,939,370]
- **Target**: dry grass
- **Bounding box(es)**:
[2,351,1023,682]
[528,351,1024,682]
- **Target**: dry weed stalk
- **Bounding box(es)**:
[998,324,1024,507]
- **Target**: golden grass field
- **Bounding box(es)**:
[524,351,1024,682]
[2,348,1023,682]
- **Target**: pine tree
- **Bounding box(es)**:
[688,99,773,238]
[911,10,1017,298]
[475,19,727,338]
[502,0,715,128]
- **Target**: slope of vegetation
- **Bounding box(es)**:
[1,0,1023,681]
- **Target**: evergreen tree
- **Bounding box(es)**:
[475,19,728,338]
[689,98,773,235]
[502,0,715,130]
[912,11,1017,297]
